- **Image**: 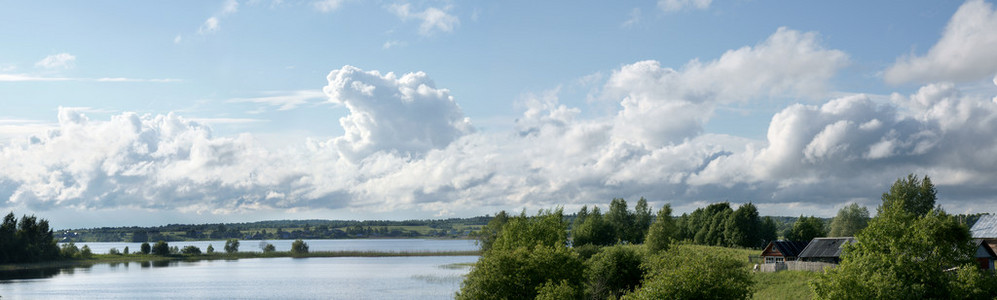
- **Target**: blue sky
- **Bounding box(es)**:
[2,0,997,228]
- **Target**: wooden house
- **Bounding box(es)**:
[974,239,997,271]
[760,240,809,263]
[798,237,856,264]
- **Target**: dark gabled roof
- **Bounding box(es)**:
[971,214,997,238]
[975,239,997,258]
[770,240,809,258]
[799,237,856,259]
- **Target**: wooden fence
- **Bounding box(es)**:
[756,261,838,273]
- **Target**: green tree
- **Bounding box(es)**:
[151,241,170,256]
[724,203,763,248]
[759,216,778,245]
[0,213,16,263]
[784,215,826,241]
[811,174,981,299]
[123,246,129,255]
[631,198,652,244]
[140,242,151,254]
[108,247,121,255]
[457,244,584,300]
[291,239,309,256]
[880,174,936,217]
[206,244,214,254]
[606,198,633,244]
[624,245,753,299]
[489,209,567,252]
[535,279,583,300]
[572,207,615,247]
[828,203,870,237]
[476,211,509,253]
[60,242,81,259]
[224,238,240,253]
[572,206,589,233]
[181,245,202,255]
[585,245,646,299]
[262,243,276,253]
[80,245,93,259]
[644,203,677,253]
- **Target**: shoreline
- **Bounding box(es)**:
[0,250,481,272]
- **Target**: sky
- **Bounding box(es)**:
[2,0,997,229]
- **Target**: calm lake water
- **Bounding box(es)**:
[0,239,480,299]
[60,238,479,254]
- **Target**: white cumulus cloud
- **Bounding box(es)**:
[885,0,997,84]
[389,3,460,36]
[35,53,76,69]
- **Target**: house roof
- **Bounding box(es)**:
[975,239,997,259]
[970,214,997,238]
[799,237,856,259]
[767,240,809,258]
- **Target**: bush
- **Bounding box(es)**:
[572,244,602,260]
[206,244,214,254]
[80,245,93,259]
[140,242,151,254]
[291,239,309,256]
[585,245,646,299]
[151,241,170,256]
[457,245,584,300]
[262,243,276,253]
[623,245,753,300]
[536,279,583,300]
[123,246,129,255]
[60,242,80,259]
[108,247,121,255]
[181,245,202,255]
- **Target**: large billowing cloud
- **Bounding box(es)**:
[2,25,997,221]
[885,0,997,84]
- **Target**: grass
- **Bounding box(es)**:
[752,270,818,299]
[0,250,481,272]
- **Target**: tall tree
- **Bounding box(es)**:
[476,211,509,253]
[490,209,568,252]
[811,175,984,298]
[645,203,677,253]
[724,203,763,248]
[880,174,936,217]
[572,207,615,247]
[785,216,826,241]
[631,198,652,244]
[759,216,778,245]
[606,198,633,244]
[828,203,870,237]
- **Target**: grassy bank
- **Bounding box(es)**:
[0,250,481,272]
[663,244,817,299]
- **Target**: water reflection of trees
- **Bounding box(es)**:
[0,263,96,281]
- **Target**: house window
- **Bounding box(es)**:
[765,257,774,263]
[776,257,784,263]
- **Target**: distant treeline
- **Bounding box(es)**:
[57,217,492,242]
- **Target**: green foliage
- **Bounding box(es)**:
[572,244,602,260]
[880,174,936,217]
[291,239,309,256]
[206,244,214,254]
[644,203,676,253]
[457,245,585,300]
[828,203,869,237]
[123,246,129,255]
[684,203,733,245]
[151,241,170,256]
[606,198,635,244]
[631,198,652,244]
[950,265,997,298]
[80,245,93,259]
[224,238,240,253]
[181,245,202,255]
[759,217,778,245]
[535,279,583,300]
[108,247,121,255]
[262,243,276,253]
[784,215,826,242]
[476,211,509,253]
[490,209,567,252]
[60,242,81,259]
[725,203,764,248]
[585,245,646,299]
[0,213,61,263]
[572,207,615,247]
[811,174,980,299]
[140,242,151,254]
[624,244,753,300]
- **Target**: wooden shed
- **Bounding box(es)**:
[798,237,856,264]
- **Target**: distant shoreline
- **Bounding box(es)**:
[0,250,482,272]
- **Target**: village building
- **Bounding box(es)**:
[759,240,808,263]
[970,214,997,251]
[798,237,856,264]
[974,239,997,271]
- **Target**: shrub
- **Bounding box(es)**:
[623,245,753,299]
[151,241,170,256]
[291,239,309,256]
[181,245,202,255]
[585,245,646,299]
[108,247,121,255]
[140,242,151,254]
[80,245,93,259]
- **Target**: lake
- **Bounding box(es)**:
[59,238,479,254]
[0,239,480,299]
